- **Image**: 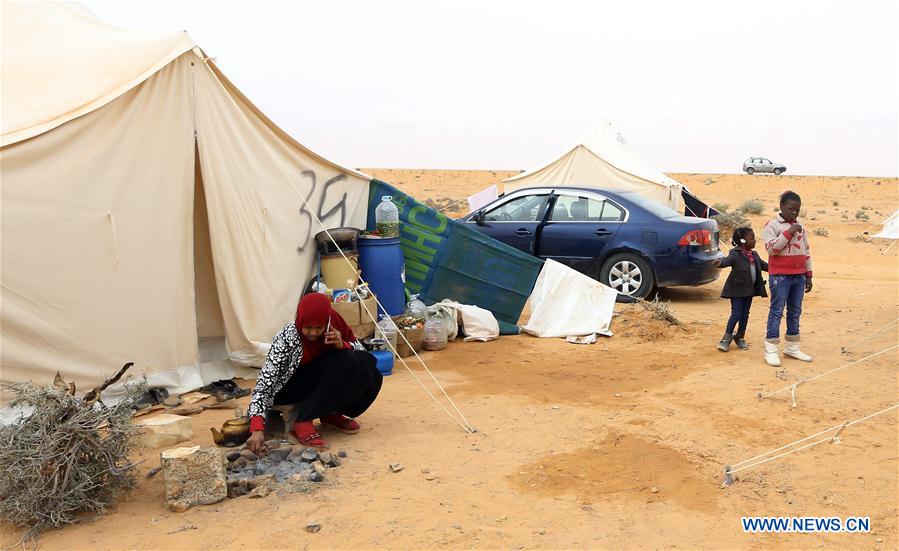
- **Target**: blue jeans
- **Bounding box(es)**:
[766,274,805,340]
[726,297,753,337]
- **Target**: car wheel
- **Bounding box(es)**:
[746,167,755,175]
[774,168,783,175]
[600,253,656,301]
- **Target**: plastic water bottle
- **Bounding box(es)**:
[375,196,400,237]
[406,294,426,319]
[376,315,398,351]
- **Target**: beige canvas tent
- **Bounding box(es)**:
[1,3,371,397]
[502,118,683,211]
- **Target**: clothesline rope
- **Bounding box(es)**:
[725,402,899,478]
[757,344,898,401]
[202,59,475,434]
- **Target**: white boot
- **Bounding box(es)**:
[764,340,782,367]
[784,335,812,362]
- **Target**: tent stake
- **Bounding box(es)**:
[830,421,849,444]
[721,465,734,488]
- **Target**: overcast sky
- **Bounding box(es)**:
[86,0,898,176]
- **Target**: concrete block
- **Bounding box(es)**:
[160,446,227,512]
[136,414,193,448]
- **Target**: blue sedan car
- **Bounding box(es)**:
[460,186,725,299]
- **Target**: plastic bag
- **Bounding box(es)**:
[429,300,497,342]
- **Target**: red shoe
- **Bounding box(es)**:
[321,413,361,434]
[287,420,328,449]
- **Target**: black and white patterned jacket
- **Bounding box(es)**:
[247,322,364,422]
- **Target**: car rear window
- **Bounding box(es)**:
[616,191,679,219]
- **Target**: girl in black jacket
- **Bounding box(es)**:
[713,227,769,351]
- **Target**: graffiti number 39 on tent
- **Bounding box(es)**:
[296,170,350,252]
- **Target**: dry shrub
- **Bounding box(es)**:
[422,197,463,213]
[711,204,749,242]
[739,199,765,215]
[0,367,142,539]
[813,227,829,237]
[637,295,680,325]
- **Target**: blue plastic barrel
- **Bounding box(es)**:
[358,236,405,317]
[370,350,394,376]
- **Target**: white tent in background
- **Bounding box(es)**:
[502,118,683,211]
[1,3,371,396]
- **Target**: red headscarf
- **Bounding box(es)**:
[294,293,356,365]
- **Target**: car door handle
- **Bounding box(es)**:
[515,228,532,236]
[594,228,612,236]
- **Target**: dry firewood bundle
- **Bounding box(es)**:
[0,363,141,538]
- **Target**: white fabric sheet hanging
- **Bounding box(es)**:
[522,259,617,338]
[467,185,499,214]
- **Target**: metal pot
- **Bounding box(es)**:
[314,227,362,254]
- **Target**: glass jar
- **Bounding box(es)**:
[376,316,398,351]
[374,196,400,237]
[422,316,448,351]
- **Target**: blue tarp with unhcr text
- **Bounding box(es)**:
[367,180,543,335]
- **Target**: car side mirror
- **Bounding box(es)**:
[475,210,486,225]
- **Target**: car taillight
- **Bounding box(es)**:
[678,229,712,246]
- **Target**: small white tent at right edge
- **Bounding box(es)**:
[872,210,899,240]
[503,118,683,211]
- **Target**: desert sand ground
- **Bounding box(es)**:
[3,172,897,550]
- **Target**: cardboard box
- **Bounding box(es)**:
[331,294,378,340]
[394,325,424,358]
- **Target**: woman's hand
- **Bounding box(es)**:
[246,431,266,456]
[324,328,344,349]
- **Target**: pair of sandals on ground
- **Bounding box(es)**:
[133,379,250,412]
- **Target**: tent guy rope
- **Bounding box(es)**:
[722,402,899,486]
[756,344,898,403]
[840,318,898,353]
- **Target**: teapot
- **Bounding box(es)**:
[210,414,250,447]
